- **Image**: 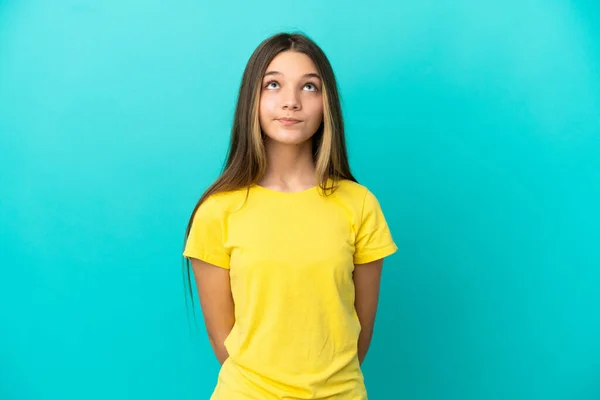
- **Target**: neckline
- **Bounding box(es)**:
[251,178,335,196]
[251,183,319,195]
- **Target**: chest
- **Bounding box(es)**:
[224,202,357,276]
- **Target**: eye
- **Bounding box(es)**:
[265,80,279,89]
[304,82,319,92]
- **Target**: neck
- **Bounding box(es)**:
[259,138,316,191]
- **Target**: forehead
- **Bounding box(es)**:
[264,51,318,77]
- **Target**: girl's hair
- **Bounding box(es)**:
[182,32,357,324]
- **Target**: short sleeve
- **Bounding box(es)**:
[183,196,231,269]
[353,189,398,264]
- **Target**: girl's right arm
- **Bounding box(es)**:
[190,257,235,365]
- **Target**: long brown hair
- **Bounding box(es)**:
[182,32,358,324]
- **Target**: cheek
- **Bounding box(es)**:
[316,103,324,120]
[259,94,277,118]
[307,100,324,123]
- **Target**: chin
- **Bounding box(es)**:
[266,130,313,146]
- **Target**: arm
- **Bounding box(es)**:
[353,258,384,366]
[190,258,235,365]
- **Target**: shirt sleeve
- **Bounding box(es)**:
[182,196,231,269]
[353,188,398,265]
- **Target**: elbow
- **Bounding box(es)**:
[359,322,374,340]
[208,335,219,348]
[208,329,229,350]
[208,333,230,365]
[359,328,373,344]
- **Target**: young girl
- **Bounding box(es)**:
[182,32,397,399]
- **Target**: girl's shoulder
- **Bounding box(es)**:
[199,187,250,214]
[333,179,389,218]
[334,178,367,194]
[333,179,372,203]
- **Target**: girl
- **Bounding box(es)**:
[182,32,397,399]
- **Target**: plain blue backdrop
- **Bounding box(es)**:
[1,1,599,399]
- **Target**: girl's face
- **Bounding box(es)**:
[259,51,324,146]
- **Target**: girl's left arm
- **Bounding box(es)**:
[353,258,384,366]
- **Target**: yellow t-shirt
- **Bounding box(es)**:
[183,179,397,399]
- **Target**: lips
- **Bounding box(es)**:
[277,118,301,126]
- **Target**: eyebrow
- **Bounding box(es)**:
[263,71,322,80]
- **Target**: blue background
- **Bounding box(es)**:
[1,1,599,399]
